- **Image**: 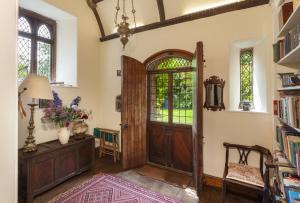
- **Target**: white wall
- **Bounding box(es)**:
[0,0,18,202]
[18,0,101,147]
[98,5,274,177]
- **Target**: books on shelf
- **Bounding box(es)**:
[278,73,296,87]
[278,96,300,129]
[277,166,298,199]
[276,126,300,167]
[285,186,300,203]
[274,21,300,62]
[279,1,294,30]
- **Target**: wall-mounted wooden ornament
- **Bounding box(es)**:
[204,76,225,111]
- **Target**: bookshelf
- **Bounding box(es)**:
[278,86,300,91]
[278,4,300,38]
[278,43,300,67]
[278,118,300,133]
[273,1,300,203]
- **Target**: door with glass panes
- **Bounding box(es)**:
[146,50,194,172]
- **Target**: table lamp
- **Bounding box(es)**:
[19,74,53,152]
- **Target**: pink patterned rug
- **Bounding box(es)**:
[49,174,182,203]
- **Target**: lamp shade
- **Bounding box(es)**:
[19,74,53,100]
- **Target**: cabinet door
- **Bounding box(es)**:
[78,140,94,170]
[31,154,55,192]
[55,148,77,180]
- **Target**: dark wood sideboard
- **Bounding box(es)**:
[19,135,95,203]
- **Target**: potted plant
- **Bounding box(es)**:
[41,92,91,144]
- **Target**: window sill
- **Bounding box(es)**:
[226,110,271,115]
[51,84,79,88]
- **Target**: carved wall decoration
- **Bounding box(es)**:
[204,76,225,111]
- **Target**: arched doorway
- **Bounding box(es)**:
[144,50,194,172]
[121,43,203,195]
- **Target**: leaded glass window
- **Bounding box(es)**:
[147,56,192,71]
[148,55,193,125]
[173,72,193,125]
[38,24,51,39]
[17,36,32,82]
[18,17,31,33]
[17,8,56,83]
[240,48,254,106]
[150,74,169,122]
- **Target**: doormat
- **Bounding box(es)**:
[135,165,192,189]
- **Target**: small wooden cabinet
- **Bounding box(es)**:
[19,135,95,203]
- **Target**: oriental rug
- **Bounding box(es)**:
[49,174,182,203]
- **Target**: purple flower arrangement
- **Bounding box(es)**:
[41,93,91,128]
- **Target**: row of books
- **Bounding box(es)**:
[279,73,296,87]
[277,96,300,129]
[276,126,300,168]
[279,1,294,31]
[274,21,300,63]
[276,164,300,203]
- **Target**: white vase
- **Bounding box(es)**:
[58,127,70,144]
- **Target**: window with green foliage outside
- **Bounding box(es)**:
[17,9,56,83]
[240,48,254,105]
[149,57,193,125]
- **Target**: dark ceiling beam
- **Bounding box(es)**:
[100,0,269,42]
[86,0,106,38]
[156,0,166,21]
[92,0,104,3]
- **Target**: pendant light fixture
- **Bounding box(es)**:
[114,0,136,49]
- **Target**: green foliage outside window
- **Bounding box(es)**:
[157,58,192,70]
[150,57,193,125]
[240,48,254,103]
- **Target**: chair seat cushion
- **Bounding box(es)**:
[226,163,264,187]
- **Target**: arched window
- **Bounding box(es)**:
[239,48,254,109]
[38,24,51,39]
[18,17,32,33]
[146,51,193,125]
[17,8,56,83]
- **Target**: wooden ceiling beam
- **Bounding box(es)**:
[100,0,269,42]
[92,0,104,3]
[87,0,106,37]
[156,0,166,22]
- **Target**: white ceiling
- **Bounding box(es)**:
[95,0,246,35]
[165,0,243,18]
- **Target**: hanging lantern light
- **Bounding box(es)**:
[115,0,136,49]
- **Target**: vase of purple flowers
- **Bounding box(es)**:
[41,92,91,144]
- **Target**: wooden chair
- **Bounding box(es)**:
[221,142,272,203]
[94,128,120,163]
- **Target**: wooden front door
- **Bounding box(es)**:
[192,42,204,195]
[121,56,147,170]
[146,50,195,172]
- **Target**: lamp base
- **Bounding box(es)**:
[23,139,37,152]
[23,103,38,153]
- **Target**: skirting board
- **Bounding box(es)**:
[203,174,223,188]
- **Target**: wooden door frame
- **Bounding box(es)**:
[193,42,204,195]
[143,48,203,190]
